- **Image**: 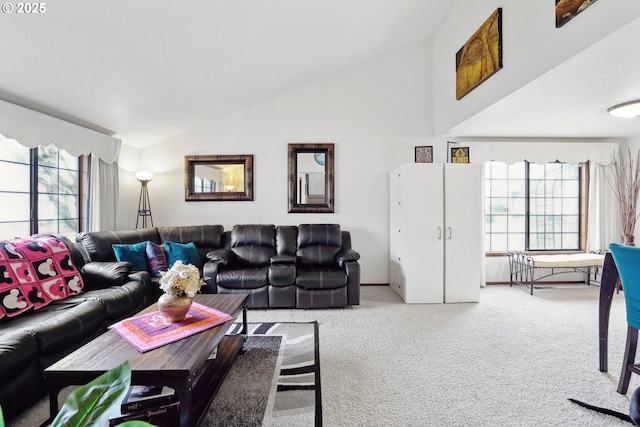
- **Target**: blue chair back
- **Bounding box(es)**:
[609,242,640,329]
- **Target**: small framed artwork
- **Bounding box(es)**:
[451,147,470,163]
[556,0,598,28]
[415,146,433,163]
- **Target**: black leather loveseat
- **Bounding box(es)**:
[75,223,361,309]
[0,235,153,422]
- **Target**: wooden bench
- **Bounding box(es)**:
[508,251,605,295]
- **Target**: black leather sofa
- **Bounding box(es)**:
[0,235,153,421]
[1,224,359,421]
[76,224,361,309]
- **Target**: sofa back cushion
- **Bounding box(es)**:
[157,225,224,265]
[275,226,298,256]
[77,229,161,263]
[296,224,342,266]
[230,225,275,267]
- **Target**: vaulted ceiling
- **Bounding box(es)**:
[0,0,456,147]
[1,1,638,148]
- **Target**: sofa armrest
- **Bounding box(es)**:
[80,262,132,291]
[344,260,360,305]
[206,248,233,265]
[271,254,297,264]
[336,249,360,267]
[202,261,220,293]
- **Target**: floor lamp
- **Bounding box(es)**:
[135,172,154,229]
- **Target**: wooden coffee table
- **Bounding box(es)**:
[45,294,248,427]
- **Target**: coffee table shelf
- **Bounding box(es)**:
[45,294,248,427]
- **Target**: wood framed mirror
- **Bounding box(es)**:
[288,143,334,213]
[184,154,254,201]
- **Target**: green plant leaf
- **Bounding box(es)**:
[117,421,156,427]
[51,361,132,427]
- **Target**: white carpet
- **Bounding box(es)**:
[245,285,638,426]
[7,285,637,426]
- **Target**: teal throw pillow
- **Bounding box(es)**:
[112,241,149,272]
[164,241,201,268]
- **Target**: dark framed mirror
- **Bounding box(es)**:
[288,143,334,213]
[184,154,254,201]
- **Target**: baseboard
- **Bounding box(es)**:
[360,283,389,286]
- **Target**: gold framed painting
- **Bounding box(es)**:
[455,8,502,100]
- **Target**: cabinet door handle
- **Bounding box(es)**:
[437,227,442,239]
[447,227,452,239]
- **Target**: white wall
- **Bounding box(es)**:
[116,2,640,286]
[117,41,440,284]
[432,0,640,136]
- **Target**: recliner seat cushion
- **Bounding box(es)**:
[296,268,347,290]
[216,267,269,290]
[8,299,106,355]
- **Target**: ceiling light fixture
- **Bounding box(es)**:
[607,100,640,118]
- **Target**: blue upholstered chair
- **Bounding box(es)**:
[608,242,640,394]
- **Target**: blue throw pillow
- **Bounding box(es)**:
[112,241,149,271]
[164,241,201,268]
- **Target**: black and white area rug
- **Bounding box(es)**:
[200,321,322,427]
[7,322,321,427]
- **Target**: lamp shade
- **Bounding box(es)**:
[135,171,153,182]
[607,100,640,118]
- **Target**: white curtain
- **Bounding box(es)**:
[0,99,120,163]
[461,140,618,165]
[587,162,621,252]
[89,156,119,231]
[0,99,122,232]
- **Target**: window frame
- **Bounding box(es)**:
[0,141,87,238]
[484,160,589,255]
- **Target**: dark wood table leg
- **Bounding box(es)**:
[599,252,619,372]
[176,381,191,427]
[241,305,248,335]
[45,375,69,422]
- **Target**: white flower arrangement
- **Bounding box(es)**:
[158,260,205,297]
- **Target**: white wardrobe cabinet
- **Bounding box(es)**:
[389,163,482,303]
